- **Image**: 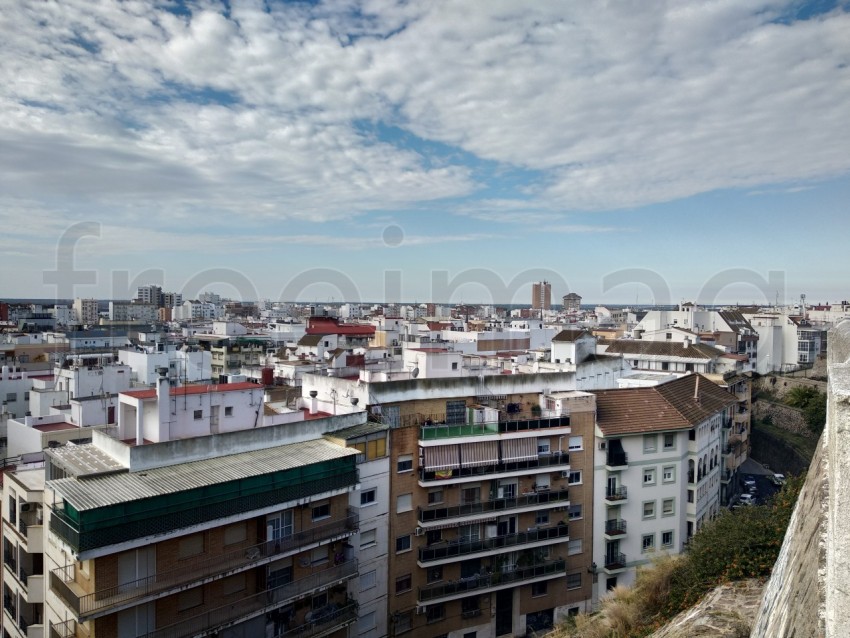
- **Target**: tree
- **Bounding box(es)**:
[785,385,820,409]
[803,391,827,435]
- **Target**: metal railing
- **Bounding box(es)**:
[604,486,627,501]
[418,525,569,563]
[604,519,627,535]
[273,600,358,638]
[418,558,566,602]
[51,512,358,619]
[419,415,571,440]
[419,453,569,483]
[418,489,569,523]
[604,552,627,569]
[49,619,75,638]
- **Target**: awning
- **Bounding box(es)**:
[460,441,499,468]
[422,445,460,471]
[501,437,538,463]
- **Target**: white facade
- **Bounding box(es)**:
[117,347,212,386]
[72,298,98,326]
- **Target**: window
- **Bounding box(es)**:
[397,493,412,513]
[643,434,657,453]
[663,433,675,450]
[446,400,466,424]
[643,501,656,519]
[568,504,582,520]
[310,546,328,565]
[451,362,458,370]
[354,433,387,460]
[395,611,412,634]
[23,392,29,401]
[662,531,674,547]
[568,470,582,485]
[178,533,205,559]
[426,603,445,623]
[643,468,656,486]
[311,503,330,521]
[427,566,443,583]
[268,510,293,541]
[222,573,246,595]
[177,587,204,611]
[224,522,247,546]
[396,573,412,593]
[426,529,442,545]
[531,581,548,597]
[360,529,377,549]
[568,538,583,556]
[193,409,203,420]
[537,438,551,454]
[662,466,675,483]
[360,488,377,506]
[224,406,233,417]
[396,534,411,553]
[397,454,413,473]
[642,533,656,552]
[428,489,444,505]
[568,435,583,451]
[662,498,675,516]
[5,393,16,402]
[360,569,377,590]
[566,572,582,589]
[687,489,694,503]
[535,511,549,526]
[462,486,480,504]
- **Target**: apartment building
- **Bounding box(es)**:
[2,469,46,638]
[590,374,737,592]
[531,282,551,311]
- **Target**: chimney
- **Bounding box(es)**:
[683,337,692,348]
[309,390,318,415]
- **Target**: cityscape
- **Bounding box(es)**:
[2,2,849,638]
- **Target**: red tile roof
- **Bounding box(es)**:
[122,381,260,400]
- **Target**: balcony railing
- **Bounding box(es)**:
[418,525,569,563]
[604,552,627,569]
[419,415,571,440]
[418,489,569,523]
[51,512,359,620]
[49,619,75,638]
[606,451,628,467]
[604,486,627,501]
[141,569,358,638]
[604,519,627,536]
[418,559,566,602]
[419,453,569,483]
[273,601,358,638]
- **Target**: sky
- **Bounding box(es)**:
[1,0,849,306]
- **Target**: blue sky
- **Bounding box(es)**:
[1,0,849,305]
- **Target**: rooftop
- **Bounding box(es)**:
[121,381,259,400]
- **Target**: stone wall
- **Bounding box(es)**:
[754,374,827,402]
[751,400,808,435]
[749,425,812,476]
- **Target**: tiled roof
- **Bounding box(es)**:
[593,374,737,436]
[121,381,259,400]
[604,340,723,360]
[552,329,591,342]
[298,334,324,347]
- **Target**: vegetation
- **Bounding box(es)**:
[783,385,827,434]
[752,418,818,463]
[557,475,804,638]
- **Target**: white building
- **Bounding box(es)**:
[71,298,98,327]
[117,346,212,386]
[590,375,736,594]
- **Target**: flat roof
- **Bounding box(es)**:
[33,422,78,433]
[121,381,259,400]
[326,421,389,440]
[49,437,358,512]
[9,468,45,492]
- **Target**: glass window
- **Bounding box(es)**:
[361,488,377,506]
[535,511,549,526]
[311,503,330,521]
[224,406,233,417]
[568,435,583,451]
[662,466,675,483]
[178,533,205,559]
[193,409,203,420]
[396,573,412,593]
[360,569,377,590]
[396,535,411,553]
[643,501,656,519]
[642,533,655,552]
[177,587,203,611]
[662,498,675,516]
[643,468,656,485]
[566,572,582,589]
[537,438,550,454]
[397,493,412,513]
[224,522,246,546]
[428,489,444,505]
[446,400,466,424]
[568,504,582,520]
[426,603,445,623]
[531,581,548,597]
[662,531,674,547]
[663,433,675,450]
[643,434,657,453]
[568,470,582,485]
[360,529,376,549]
[568,538,582,556]
[427,566,443,583]
[395,612,412,634]
[397,454,413,472]
[358,611,376,633]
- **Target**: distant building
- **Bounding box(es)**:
[72,298,98,326]
[136,284,162,306]
[532,281,551,310]
[563,292,582,312]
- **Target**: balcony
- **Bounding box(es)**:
[417,525,569,565]
[603,552,627,572]
[720,469,733,483]
[418,489,570,525]
[604,519,627,538]
[419,415,571,441]
[49,620,75,638]
[605,451,628,470]
[418,558,566,604]
[140,570,358,638]
[603,486,627,504]
[419,453,569,483]
[51,513,358,620]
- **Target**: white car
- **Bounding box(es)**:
[738,493,756,505]
[772,473,786,486]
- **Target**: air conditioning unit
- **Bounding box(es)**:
[20,503,30,512]
[414,527,425,536]
[560,471,570,479]
[599,441,607,450]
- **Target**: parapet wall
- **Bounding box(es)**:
[751,320,850,638]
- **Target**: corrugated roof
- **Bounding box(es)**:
[593,374,737,436]
[326,421,389,440]
[48,438,358,512]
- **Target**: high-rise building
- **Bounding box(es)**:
[563,293,582,313]
[72,298,99,326]
[137,284,163,307]
[532,281,551,310]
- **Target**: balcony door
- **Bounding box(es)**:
[118,546,155,593]
[116,602,154,637]
[607,475,618,496]
[267,510,294,543]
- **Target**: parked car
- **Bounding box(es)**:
[738,493,756,505]
[743,476,757,489]
[771,473,786,486]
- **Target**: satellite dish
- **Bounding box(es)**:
[411,367,420,378]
